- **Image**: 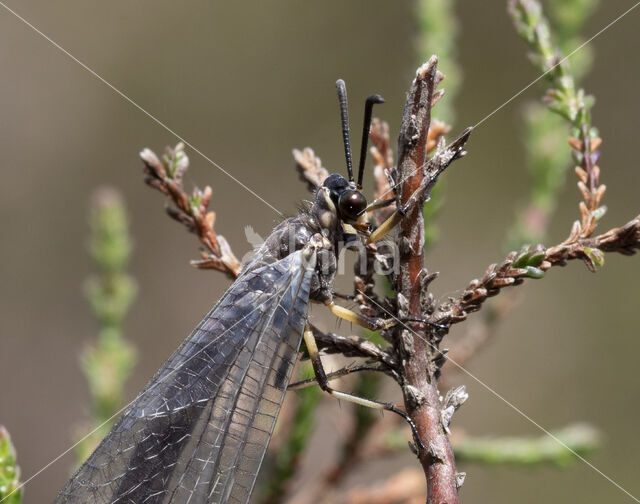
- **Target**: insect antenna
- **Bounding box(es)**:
[335,79,354,183]
[356,94,385,189]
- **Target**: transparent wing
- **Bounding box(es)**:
[55,250,314,504]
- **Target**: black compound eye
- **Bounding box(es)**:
[338,190,367,220]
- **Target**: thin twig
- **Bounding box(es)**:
[311,326,398,369]
[140,143,241,278]
[434,215,639,326]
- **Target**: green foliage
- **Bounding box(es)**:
[417,0,460,125]
[513,243,547,268]
[75,188,138,464]
[454,423,600,466]
[507,106,569,247]
[584,247,605,268]
[417,0,461,248]
[509,0,596,131]
[507,0,598,248]
[548,0,598,67]
[0,427,22,504]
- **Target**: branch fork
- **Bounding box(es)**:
[139,44,639,502]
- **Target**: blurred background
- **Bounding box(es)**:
[1,0,639,502]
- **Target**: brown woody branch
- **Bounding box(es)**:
[435,215,640,326]
[394,56,463,504]
[140,143,241,278]
[353,112,452,324]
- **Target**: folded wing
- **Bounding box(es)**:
[55,250,314,504]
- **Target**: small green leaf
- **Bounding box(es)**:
[513,245,533,268]
[524,266,545,279]
[584,247,605,268]
[593,206,607,221]
[527,244,547,266]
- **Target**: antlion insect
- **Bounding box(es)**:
[55,76,471,504]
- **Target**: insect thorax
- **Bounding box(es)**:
[245,186,345,303]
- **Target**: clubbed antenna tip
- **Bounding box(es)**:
[336,79,385,189]
[357,94,385,189]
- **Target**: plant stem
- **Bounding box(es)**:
[75,188,137,464]
[396,57,459,504]
[0,426,22,504]
[453,423,599,466]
